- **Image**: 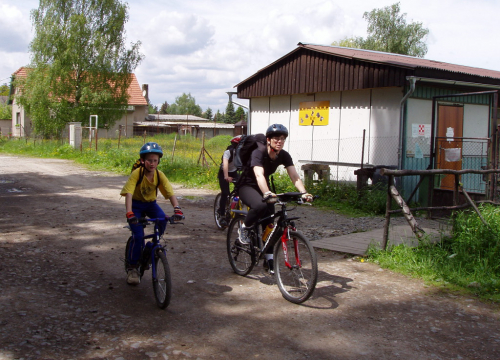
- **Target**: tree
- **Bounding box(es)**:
[203,107,213,121]
[332,2,428,57]
[234,106,246,123]
[166,93,202,116]
[0,83,9,96]
[214,110,224,123]
[0,103,11,120]
[159,101,169,114]
[224,100,236,124]
[148,102,158,114]
[15,0,143,137]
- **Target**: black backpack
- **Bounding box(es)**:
[131,159,159,194]
[233,133,267,171]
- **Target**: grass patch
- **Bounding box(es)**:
[367,204,500,302]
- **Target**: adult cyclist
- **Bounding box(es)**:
[236,124,313,273]
[217,135,242,226]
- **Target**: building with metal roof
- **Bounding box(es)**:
[235,43,500,201]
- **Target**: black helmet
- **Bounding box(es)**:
[266,124,288,138]
[140,142,163,158]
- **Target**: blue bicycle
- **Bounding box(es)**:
[125,216,182,309]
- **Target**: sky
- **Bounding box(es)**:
[1,0,500,114]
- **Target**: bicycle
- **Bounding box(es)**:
[226,192,318,304]
[214,188,247,230]
[124,215,183,309]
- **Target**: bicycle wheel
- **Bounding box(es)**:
[214,193,227,230]
[226,216,256,276]
[152,249,172,309]
[274,231,318,304]
[124,236,133,272]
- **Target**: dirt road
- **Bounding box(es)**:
[0,155,499,360]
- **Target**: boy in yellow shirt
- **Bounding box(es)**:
[120,142,183,285]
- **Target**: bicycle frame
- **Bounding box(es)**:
[142,219,166,279]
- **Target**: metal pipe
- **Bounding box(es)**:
[398,77,417,169]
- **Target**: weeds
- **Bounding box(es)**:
[368,204,500,301]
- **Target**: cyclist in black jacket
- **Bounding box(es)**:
[236,124,313,273]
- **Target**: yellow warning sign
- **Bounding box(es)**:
[299,101,329,126]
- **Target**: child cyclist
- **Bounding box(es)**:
[120,142,183,285]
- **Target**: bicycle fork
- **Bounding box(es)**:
[280,225,301,269]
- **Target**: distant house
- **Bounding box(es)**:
[9,67,148,138]
[235,43,500,199]
[134,114,235,139]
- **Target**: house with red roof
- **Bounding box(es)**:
[9,67,148,139]
[235,43,500,202]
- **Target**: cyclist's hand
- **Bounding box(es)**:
[172,206,184,221]
[263,191,277,204]
[126,211,138,225]
[302,193,314,202]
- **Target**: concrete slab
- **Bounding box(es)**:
[312,224,450,255]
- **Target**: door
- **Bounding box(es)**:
[436,105,464,190]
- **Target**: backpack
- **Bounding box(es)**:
[233,133,267,171]
[131,159,160,194]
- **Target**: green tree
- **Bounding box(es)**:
[214,109,224,123]
[148,101,158,114]
[15,0,143,137]
[234,106,246,122]
[203,107,213,121]
[224,100,236,124]
[332,2,428,57]
[167,93,202,116]
[159,101,169,114]
[0,83,9,96]
[0,103,11,120]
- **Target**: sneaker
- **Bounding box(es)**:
[126,268,140,285]
[238,226,251,244]
[263,259,275,275]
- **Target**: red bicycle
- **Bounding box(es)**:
[226,192,318,304]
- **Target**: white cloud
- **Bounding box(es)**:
[1,0,500,112]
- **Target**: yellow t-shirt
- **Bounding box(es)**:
[120,168,175,202]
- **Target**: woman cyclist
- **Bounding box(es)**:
[217,135,242,226]
[236,124,313,273]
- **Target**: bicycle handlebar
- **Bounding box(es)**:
[266,192,317,205]
[137,216,185,225]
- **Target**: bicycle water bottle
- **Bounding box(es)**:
[230,196,239,210]
[262,223,274,242]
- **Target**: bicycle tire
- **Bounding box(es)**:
[124,236,133,272]
[226,215,256,276]
[214,193,227,230]
[152,250,172,309]
[274,231,318,304]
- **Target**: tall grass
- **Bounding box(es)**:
[368,204,500,301]
[0,134,231,189]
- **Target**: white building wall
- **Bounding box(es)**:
[247,87,403,182]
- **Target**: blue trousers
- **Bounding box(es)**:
[127,200,167,267]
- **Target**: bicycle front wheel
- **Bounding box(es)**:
[214,193,226,230]
[152,250,172,309]
[226,216,255,276]
[274,231,318,304]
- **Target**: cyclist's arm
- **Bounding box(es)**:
[286,165,307,193]
[223,158,232,182]
[254,165,271,194]
[125,193,133,213]
[168,195,180,208]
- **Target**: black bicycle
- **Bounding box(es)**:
[226,192,318,304]
[214,189,247,230]
[124,216,182,309]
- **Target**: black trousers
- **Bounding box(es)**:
[238,184,274,228]
[217,168,237,214]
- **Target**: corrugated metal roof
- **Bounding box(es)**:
[300,43,500,80]
[146,114,208,121]
[135,121,234,128]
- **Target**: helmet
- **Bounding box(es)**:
[266,124,288,138]
[230,135,243,144]
[140,142,163,158]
